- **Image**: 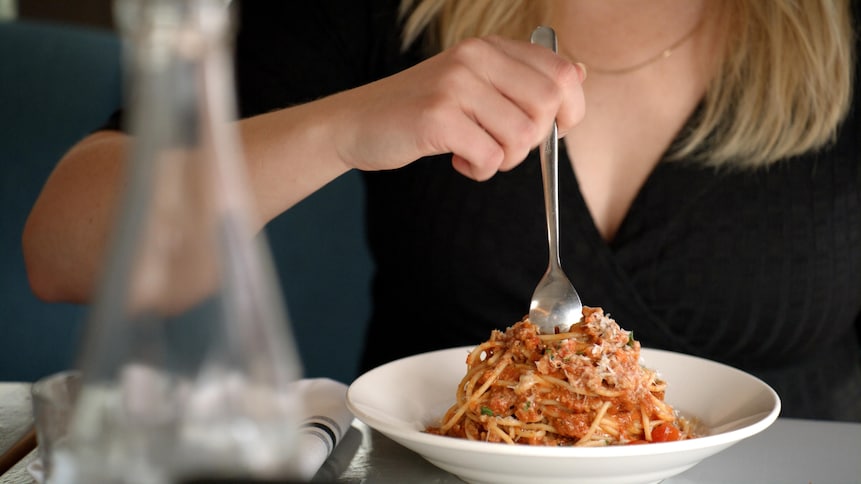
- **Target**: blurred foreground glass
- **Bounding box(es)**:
[54,0,304,482]
[30,370,81,482]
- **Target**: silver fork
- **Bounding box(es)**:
[527,26,583,334]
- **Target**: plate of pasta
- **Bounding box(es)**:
[346,307,780,484]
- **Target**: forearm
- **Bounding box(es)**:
[240,99,353,227]
[22,105,352,304]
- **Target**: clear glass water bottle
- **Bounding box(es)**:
[54,0,304,482]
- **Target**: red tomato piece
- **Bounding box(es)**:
[651,422,682,442]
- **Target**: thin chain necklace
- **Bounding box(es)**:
[561,20,702,76]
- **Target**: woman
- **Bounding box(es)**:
[23,0,859,420]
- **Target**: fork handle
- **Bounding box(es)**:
[530,26,562,269]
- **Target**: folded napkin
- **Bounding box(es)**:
[29,377,353,483]
[286,378,354,480]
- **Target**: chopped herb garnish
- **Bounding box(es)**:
[481,406,495,416]
[627,331,635,347]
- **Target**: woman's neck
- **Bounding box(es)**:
[551,0,711,76]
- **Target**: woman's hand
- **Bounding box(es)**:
[321,35,587,181]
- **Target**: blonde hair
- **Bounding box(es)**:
[399,0,855,169]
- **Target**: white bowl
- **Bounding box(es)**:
[346,346,780,484]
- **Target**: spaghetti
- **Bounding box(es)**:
[425,306,695,446]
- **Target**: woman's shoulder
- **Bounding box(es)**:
[234,0,404,52]
[234,0,407,117]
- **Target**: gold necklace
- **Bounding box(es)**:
[562,20,702,76]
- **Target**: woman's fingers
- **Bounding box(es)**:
[481,36,587,137]
[439,38,560,171]
[420,106,507,181]
[331,34,586,181]
[430,36,586,176]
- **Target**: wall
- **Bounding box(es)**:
[16,0,114,30]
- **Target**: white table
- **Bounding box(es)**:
[2,382,859,483]
[0,383,36,484]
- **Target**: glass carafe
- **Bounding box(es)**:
[54,1,304,482]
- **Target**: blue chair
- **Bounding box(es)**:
[0,20,122,382]
[268,172,373,383]
[0,19,372,384]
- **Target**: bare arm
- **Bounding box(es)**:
[22,35,586,304]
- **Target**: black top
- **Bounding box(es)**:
[238,1,859,421]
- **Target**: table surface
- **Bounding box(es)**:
[2,382,860,483]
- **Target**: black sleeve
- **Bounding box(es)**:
[233,0,404,118]
[99,0,405,131]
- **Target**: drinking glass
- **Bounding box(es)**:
[30,370,81,482]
